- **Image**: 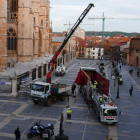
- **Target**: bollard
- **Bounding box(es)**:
[11,72,18,97]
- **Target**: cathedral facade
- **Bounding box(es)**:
[0,0,52,72]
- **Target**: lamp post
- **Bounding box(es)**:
[116,71,120,98]
[114,78,116,86]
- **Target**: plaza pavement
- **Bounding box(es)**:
[0,59,140,140]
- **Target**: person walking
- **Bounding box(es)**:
[67,108,72,123]
[119,65,121,70]
[14,127,21,140]
[137,70,139,77]
[129,85,133,96]
[71,83,76,96]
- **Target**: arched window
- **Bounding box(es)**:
[11,0,18,12]
[7,28,17,50]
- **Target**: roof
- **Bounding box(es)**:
[86,45,92,48]
[121,48,129,53]
[34,82,50,86]
[52,37,65,42]
[81,67,96,71]
[132,35,140,39]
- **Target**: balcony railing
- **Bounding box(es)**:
[7,12,18,22]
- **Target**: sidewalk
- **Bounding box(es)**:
[0,55,53,77]
[106,61,140,140]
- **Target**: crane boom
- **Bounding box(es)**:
[47,3,94,83]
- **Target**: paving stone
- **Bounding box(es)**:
[0,103,23,114]
[85,124,109,134]
[0,123,27,134]
[84,132,108,140]
[19,104,45,116]
[63,122,85,132]
[0,116,7,123]
[39,106,64,119]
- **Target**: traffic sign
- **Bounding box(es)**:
[111,75,115,80]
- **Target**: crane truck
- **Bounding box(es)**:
[30,4,94,106]
[75,67,118,124]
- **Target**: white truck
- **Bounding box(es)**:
[55,64,66,76]
[92,93,118,124]
[31,82,71,106]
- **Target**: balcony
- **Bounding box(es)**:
[7,12,18,22]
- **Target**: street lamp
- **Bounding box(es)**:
[116,71,120,98]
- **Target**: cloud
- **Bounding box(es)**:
[50,0,140,32]
[51,5,85,11]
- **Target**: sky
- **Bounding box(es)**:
[50,0,140,33]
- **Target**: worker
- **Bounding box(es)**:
[94,80,98,89]
[67,108,72,123]
[55,81,57,84]
[100,96,103,103]
[93,83,96,91]
[71,83,76,96]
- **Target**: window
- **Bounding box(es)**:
[11,0,18,12]
[34,17,35,24]
[32,84,44,92]
[103,109,117,116]
[41,20,43,26]
[93,48,95,50]
[7,28,17,50]
[93,52,95,55]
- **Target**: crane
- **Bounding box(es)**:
[88,13,140,46]
[63,22,94,28]
[47,3,94,83]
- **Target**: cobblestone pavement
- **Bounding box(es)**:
[0,59,140,140]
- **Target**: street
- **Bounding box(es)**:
[0,59,140,140]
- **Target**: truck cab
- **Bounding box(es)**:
[31,82,51,104]
[100,105,118,124]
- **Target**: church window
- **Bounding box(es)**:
[7,28,17,50]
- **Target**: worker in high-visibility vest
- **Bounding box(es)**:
[67,108,72,123]
[93,80,98,91]
[94,80,98,89]
[100,96,103,103]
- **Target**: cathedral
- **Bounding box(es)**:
[0,0,52,72]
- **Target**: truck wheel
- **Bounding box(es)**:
[44,99,52,107]
[60,96,66,101]
[33,101,39,104]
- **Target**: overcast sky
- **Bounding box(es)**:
[50,0,140,33]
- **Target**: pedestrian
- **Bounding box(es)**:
[137,70,139,77]
[14,127,21,140]
[129,85,133,96]
[67,108,72,123]
[71,83,76,96]
[119,65,121,70]
[130,69,133,75]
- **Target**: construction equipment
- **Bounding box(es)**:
[75,67,118,124]
[30,4,94,106]
[88,12,140,46]
[63,22,94,28]
[47,3,94,83]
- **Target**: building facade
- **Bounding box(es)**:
[85,44,104,59]
[0,0,51,72]
[129,36,140,67]
[67,26,85,40]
